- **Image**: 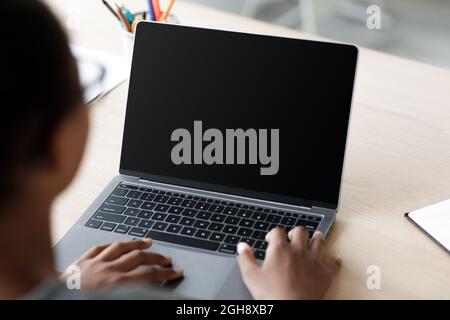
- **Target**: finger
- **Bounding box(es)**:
[75,243,110,262]
[112,249,172,271]
[124,267,184,283]
[325,255,342,275]
[236,243,260,289]
[97,239,152,261]
[287,227,309,250]
[310,231,325,256]
[265,228,288,255]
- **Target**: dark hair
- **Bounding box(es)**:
[0,0,82,199]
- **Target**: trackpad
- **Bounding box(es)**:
[150,242,237,299]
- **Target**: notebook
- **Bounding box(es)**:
[405,199,450,253]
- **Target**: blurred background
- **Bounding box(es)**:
[185,0,450,69]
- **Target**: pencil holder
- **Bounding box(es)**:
[120,14,179,61]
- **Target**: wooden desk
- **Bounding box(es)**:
[45,0,450,299]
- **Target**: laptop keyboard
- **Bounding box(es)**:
[85,183,322,260]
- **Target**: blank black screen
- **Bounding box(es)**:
[120,23,358,208]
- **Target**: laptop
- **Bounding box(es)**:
[55,22,358,299]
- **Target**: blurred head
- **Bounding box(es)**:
[0,0,88,211]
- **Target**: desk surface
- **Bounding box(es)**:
[46,0,450,299]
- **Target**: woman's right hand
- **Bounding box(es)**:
[62,239,183,291]
[237,227,341,300]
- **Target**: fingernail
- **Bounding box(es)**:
[143,238,152,244]
[312,231,323,239]
[166,256,172,263]
[237,242,248,255]
[175,268,184,275]
[288,229,293,239]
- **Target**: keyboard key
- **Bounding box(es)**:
[85,219,102,229]
[167,197,182,205]
[208,223,223,232]
[112,188,128,197]
[180,227,196,236]
[237,209,252,218]
[182,208,198,217]
[196,211,212,220]
[154,195,169,203]
[137,210,153,219]
[240,238,255,246]
[252,230,266,240]
[295,219,319,230]
[100,222,117,232]
[139,187,153,193]
[237,228,253,237]
[181,200,196,208]
[99,204,126,215]
[127,199,143,208]
[252,212,267,221]
[94,212,126,224]
[224,235,240,244]
[219,243,237,254]
[254,241,268,250]
[194,220,210,229]
[255,250,265,260]
[239,219,255,228]
[281,217,296,226]
[168,206,183,214]
[124,217,140,226]
[152,222,168,231]
[266,214,281,223]
[146,230,220,251]
[152,212,167,221]
[154,204,170,212]
[180,217,195,226]
[195,230,211,239]
[114,224,131,234]
[141,202,156,211]
[225,216,240,225]
[158,190,167,195]
[166,214,181,224]
[129,227,148,237]
[166,224,183,234]
[210,232,226,242]
[223,207,238,215]
[194,202,210,211]
[119,184,138,190]
[211,214,226,223]
[223,226,238,234]
[140,193,155,201]
[106,196,128,206]
[308,215,322,222]
[254,222,269,231]
[209,205,224,213]
[138,220,154,229]
[126,190,142,199]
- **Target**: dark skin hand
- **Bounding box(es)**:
[237,227,341,300]
[62,239,183,290]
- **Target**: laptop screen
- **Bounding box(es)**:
[120,23,358,209]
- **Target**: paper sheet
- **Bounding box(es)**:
[408,199,450,252]
[71,45,129,103]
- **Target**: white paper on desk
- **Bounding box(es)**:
[71,45,129,103]
[408,199,450,252]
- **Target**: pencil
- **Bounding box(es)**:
[101,0,120,21]
[159,0,175,22]
[152,0,162,21]
[115,3,131,32]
